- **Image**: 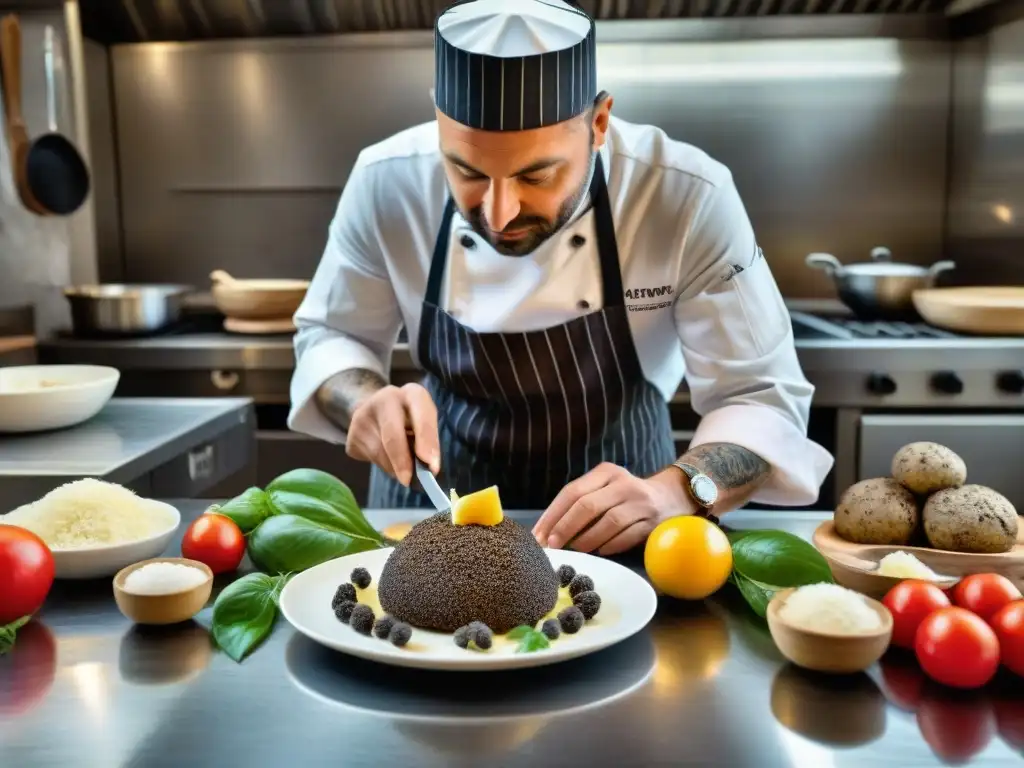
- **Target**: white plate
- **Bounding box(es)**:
[0,365,119,433]
[5,500,181,580]
[279,547,658,671]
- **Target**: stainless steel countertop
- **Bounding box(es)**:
[0,399,253,508]
[3,501,1021,767]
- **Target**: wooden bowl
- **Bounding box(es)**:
[210,270,309,321]
[813,521,1024,599]
[767,588,893,674]
[113,558,214,625]
[913,287,1024,336]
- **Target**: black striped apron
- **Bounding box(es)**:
[369,155,675,509]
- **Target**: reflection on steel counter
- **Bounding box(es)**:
[5,501,1023,766]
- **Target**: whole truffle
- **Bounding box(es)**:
[373,616,396,639]
[923,485,1019,554]
[573,590,602,620]
[350,567,372,590]
[471,623,494,650]
[558,606,585,634]
[453,625,472,649]
[568,574,595,598]
[835,477,919,545]
[332,583,357,608]
[389,623,412,648]
[350,604,375,635]
[377,512,559,633]
[541,618,561,640]
[333,600,356,624]
[892,442,967,495]
[557,564,576,588]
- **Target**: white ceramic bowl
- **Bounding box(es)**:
[4,500,181,580]
[0,365,120,433]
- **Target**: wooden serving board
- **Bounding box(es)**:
[813,520,1024,598]
[223,317,295,335]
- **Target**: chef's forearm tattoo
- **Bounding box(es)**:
[316,368,388,430]
[683,442,771,490]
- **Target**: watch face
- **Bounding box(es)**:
[691,474,718,507]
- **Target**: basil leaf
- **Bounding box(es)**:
[731,572,778,618]
[267,469,384,545]
[247,515,382,574]
[730,530,833,588]
[213,487,273,533]
[211,573,285,663]
[516,630,551,654]
[506,625,534,640]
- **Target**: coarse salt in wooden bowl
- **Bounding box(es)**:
[113,557,214,626]
[767,587,893,675]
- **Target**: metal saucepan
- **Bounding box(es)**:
[63,284,193,336]
[805,246,956,321]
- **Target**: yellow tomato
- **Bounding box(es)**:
[644,516,733,600]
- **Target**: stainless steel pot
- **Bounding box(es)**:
[63,284,193,335]
[805,247,956,321]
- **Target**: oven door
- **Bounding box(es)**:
[858,414,1024,511]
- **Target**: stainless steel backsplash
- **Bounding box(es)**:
[88,16,1022,295]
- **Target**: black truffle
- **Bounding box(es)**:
[389,623,412,648]
[350,604,375,635]
[332,583,357,608]
[377,512,559,633]
[541,618,561,640]
[471,623,493,650]
[453,625,472,649]
[350,567,372,590]
[557,564,576,588]
[568,574,594,598]
[373,615,396,639]
[333,600,356,624]
[558,606,585,634]
[573,590,602,620]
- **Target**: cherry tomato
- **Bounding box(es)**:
[990,600,1024,678]
[882,580,951,650]
[915,607,1000,689]
[0,525,55,625]
[954,573,1022,623]
[917,686,996,763]
[181,513,245,574]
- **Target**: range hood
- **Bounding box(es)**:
[77,0,986,44]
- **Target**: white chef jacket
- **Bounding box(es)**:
[288,115,834,505]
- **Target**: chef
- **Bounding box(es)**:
[288,0,833,554]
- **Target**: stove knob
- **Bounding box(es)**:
[997,370,1024,394]
[931,371,964,395]
[866,372,897,396]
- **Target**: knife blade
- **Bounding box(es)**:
[413,456,451,512]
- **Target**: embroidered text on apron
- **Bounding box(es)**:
[369,154,675,509]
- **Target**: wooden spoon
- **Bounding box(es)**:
[0,14,46,214]
[824,549,959,591]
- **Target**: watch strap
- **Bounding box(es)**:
[673,461,702,480]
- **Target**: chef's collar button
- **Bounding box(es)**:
[460,235,476,249]
[570,234,587,248]
[577,299,591,310]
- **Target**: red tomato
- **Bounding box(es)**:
[990,600,1024,678]
[0,525,55,625]
[915,607,1000,689]
[0,620,57,717]
[954,573,1022,623]
[181,513,245,574]
[917,687,996,763]
[882,580,952,650]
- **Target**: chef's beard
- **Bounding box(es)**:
[458,151,597,257]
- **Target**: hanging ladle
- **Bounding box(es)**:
[0,16,90,216]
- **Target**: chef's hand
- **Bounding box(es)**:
[533,463,692,555]
[346,383,441,487]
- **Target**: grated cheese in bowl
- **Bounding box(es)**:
[2,478,176,549]
[876,551,942,580]
[778,583,883,635]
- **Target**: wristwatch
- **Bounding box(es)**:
[671,460,720,523]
